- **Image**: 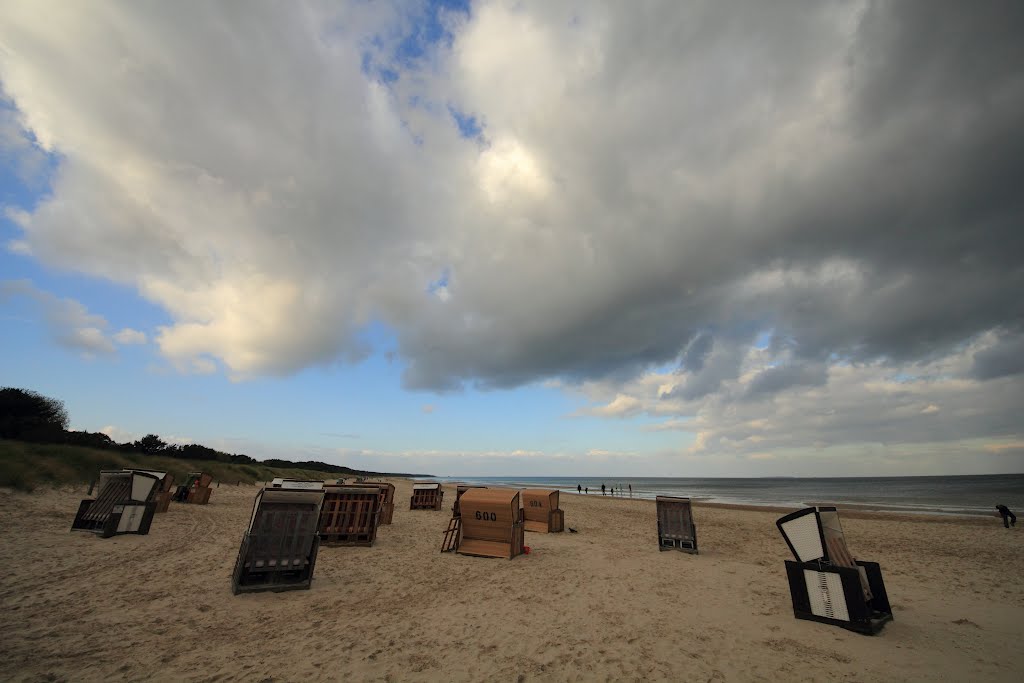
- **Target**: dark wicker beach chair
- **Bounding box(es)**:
[448,488,524,559]
[776,506,893,635]
[71,470,161,538]
[231,488,325,594]
[410,482,444,510]
[656,496,698,553]
[522,489,564,533]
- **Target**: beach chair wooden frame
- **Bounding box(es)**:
[656,496,698,553]
[776,506,893,635]
[232,488,324,594]
[359,482,396,524]
[410,483,444,510]
[71,470,161,538]
[317,485,381,546]
[454,488,525,559]
[522,489,564,533]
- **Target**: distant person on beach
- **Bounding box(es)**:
[628,484,632,497]
[585,487,588,494]
[996,505,1016,528]
[578,484,582,494]
[601,484,606,495]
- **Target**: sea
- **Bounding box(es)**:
[438,474,1024,517]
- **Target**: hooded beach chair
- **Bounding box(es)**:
[521,489,564,533]
[174,472,213,504]
[317,484,382,545]
[656,496,698,553]
[452,484,487,517]
[446,488,524,559]
[776,506,893,635]
[359,482,396,524]
[231,487,325,594]
[71,470,161,538]
[410,482,444,510]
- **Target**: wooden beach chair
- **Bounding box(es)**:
[452,484,487,517]
[359,482,396,524]
[231,487,325,594]
[451,488,525,559]
[173,472,214,504]
[521,489,564,533]
[317,484,381,545]
[656,496,698,553]
[410,482,444,510]
[776,506,893,635]
[71,469,161,538]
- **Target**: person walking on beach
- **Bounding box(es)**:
[601,483,606,495]
[585,486,588,494]
[996,504,1017,528]
[577,484,582,494]
[628,483,632,497]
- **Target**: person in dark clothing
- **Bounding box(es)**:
[577,484,582,494]
[601,483,606,495]
[996,505,1016,528]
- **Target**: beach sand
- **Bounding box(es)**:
[1,479,1022,682]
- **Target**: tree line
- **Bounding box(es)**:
[0,387,363,474]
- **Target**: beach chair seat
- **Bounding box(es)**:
[232,488,324,594]
[453,488,524,559]
[776,506,893,635]
[656,496,698,553]
[71,470,161,538]
[410,483,444,510]
[522,489,564,533]
[317,485,382,545]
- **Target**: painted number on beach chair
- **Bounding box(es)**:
[474,511,497,521]
[529,500,542,507]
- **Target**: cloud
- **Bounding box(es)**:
[1,279,116,354]
[1,1,1022,471]
[113,328,147,345]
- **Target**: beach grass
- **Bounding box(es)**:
[0,439,355,491]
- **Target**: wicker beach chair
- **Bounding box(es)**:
[317,484,382,545]
[776,506,893,635]
[410,482,444,510]
[521,489,565,533]
[71,470,161,538]
[656,496,698,553]
[449,488,525,559]
[231,487,325,594]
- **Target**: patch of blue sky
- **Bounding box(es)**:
[394,0,471,66]
[448,105,483,140]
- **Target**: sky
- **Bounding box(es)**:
[1,0,1023,478]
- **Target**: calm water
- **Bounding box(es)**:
[439,474,1024,517]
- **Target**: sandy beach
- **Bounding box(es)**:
[1,479,1022,682]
